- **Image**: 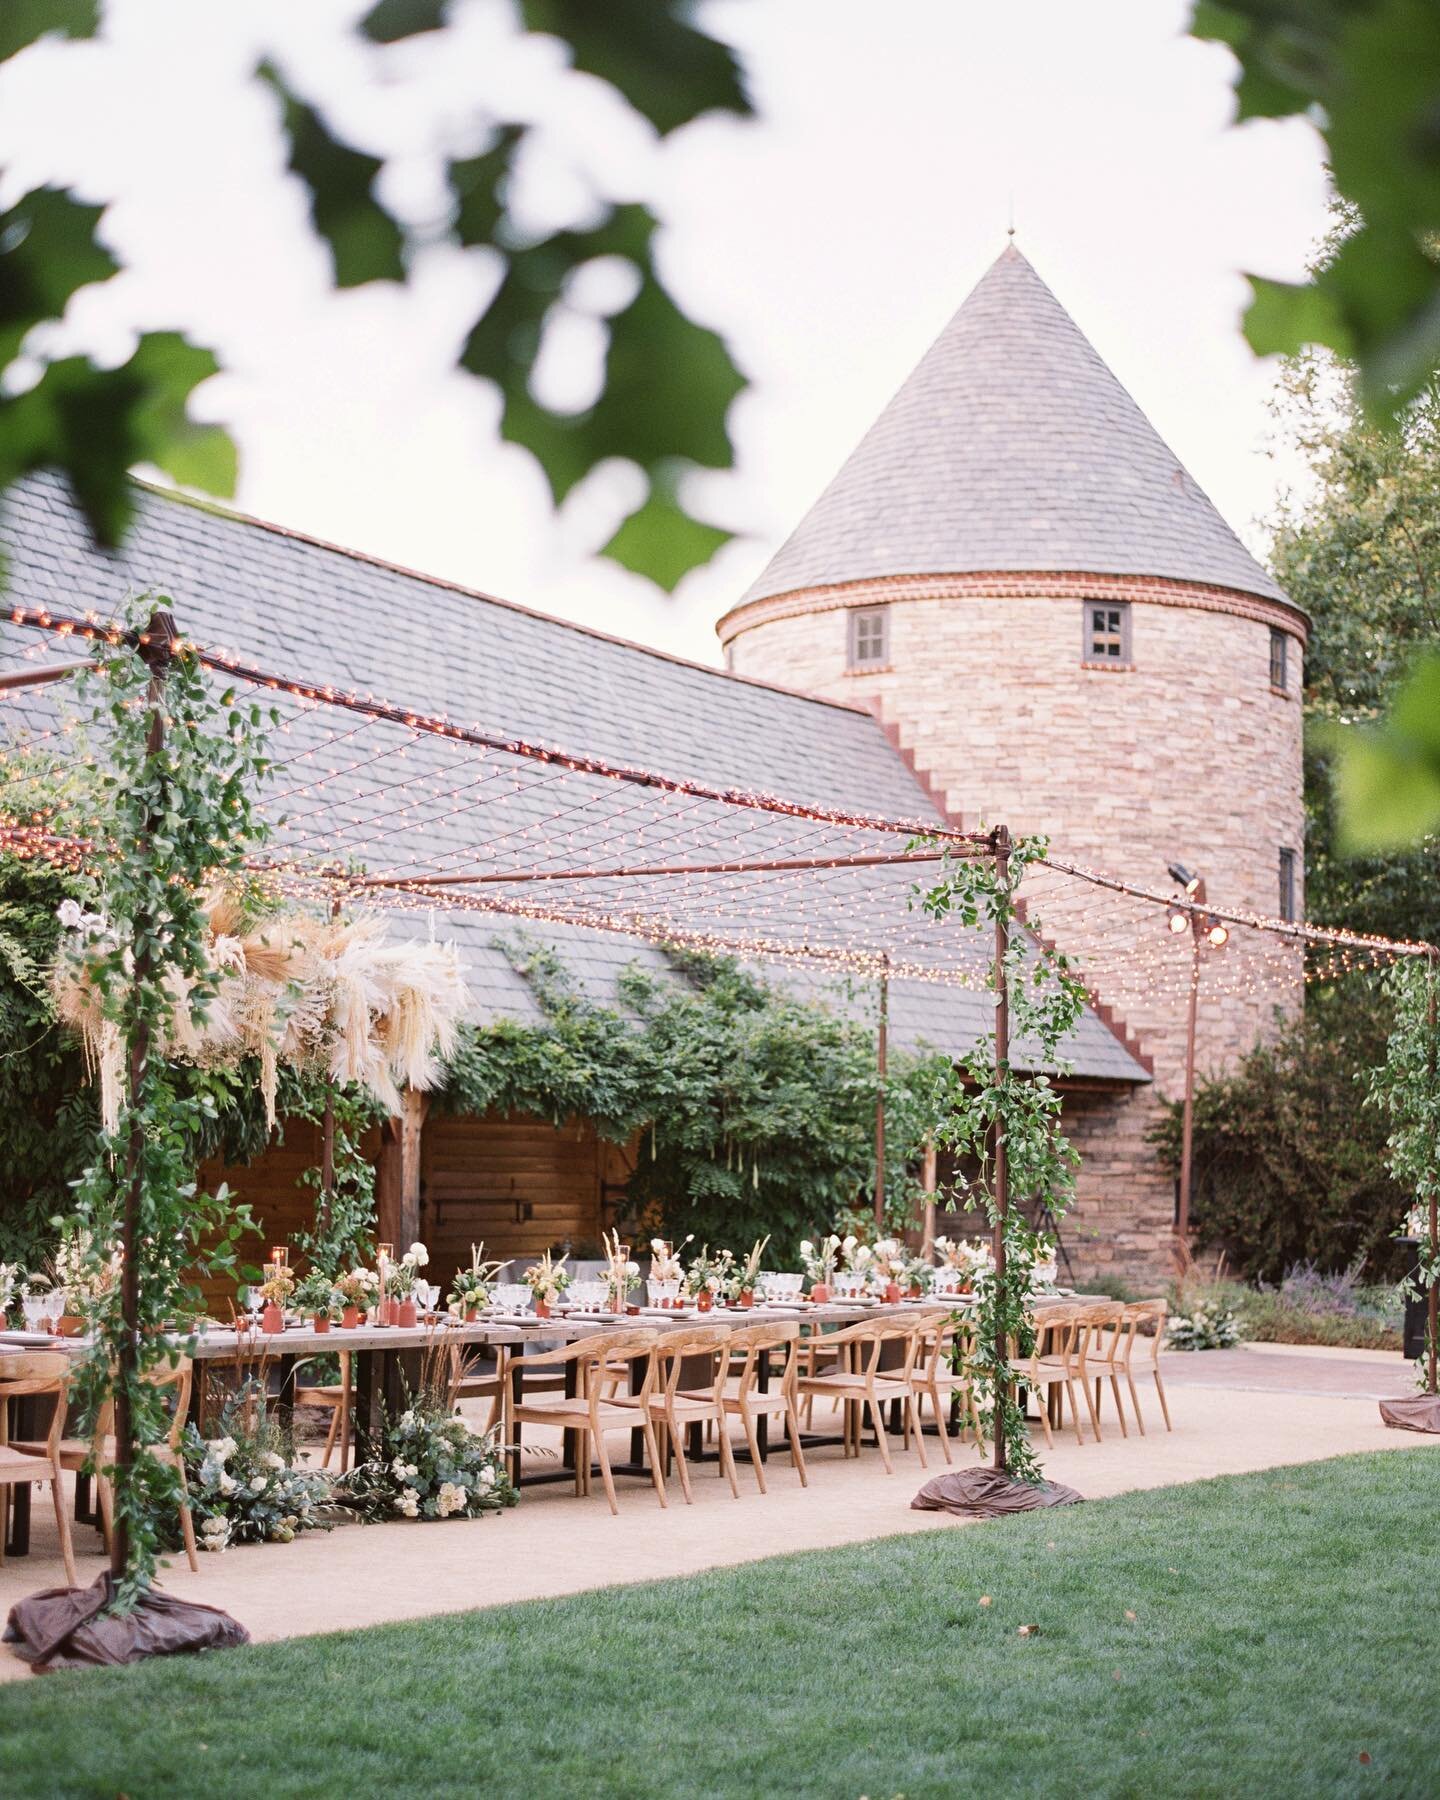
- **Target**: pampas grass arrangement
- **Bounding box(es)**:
[52,889,471,1132]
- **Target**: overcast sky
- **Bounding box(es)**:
[0,0,1331,667]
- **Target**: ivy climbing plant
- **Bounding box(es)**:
[919,830,1090,1484]
[1368,955,1440,1392]
[59,604,276,1604]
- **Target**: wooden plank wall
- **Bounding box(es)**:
[192,1109,612,1310]
[421,1111,607,1285]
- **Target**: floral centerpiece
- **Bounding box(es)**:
[730,1236,770,1308]
[258,1266,295,1334]
[686,1244,735,1312]
[931,1235,993,1295]
[449,1244,502,1321]
[0,1261,17,1326]
[869,1237,908,1302]
[904,1254,934,1298]
[647,1237,691,1308]
[834,1235,874,1298]
[181,1400,332,1550]
[334,1266,378,1327]
[799,1234,841,1302]
[339,1402,518,1522]
[294,1270,339,1331]
[602,1229,640,1312]
[50,1226,120,1334]
[522,1250,569,1318]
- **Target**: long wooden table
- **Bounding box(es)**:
[2,1293,1096,1553]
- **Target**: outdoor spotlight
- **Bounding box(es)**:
[1166,861,1196,890]
[1168,910,1190,934]
[1207,923,1230,947]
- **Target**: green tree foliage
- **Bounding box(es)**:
[438,940,950,1263]
[1191,0,1440,423]
[1268,352,1440,934]
[0,2,751,588]
[1150,976,1409,1284]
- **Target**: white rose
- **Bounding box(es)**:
[478,1466,496,1490]
[408,1242,429,1267]
[264,1451,285,1470]
[57,899,84,929]
[218,1473,237,1496]
[249,1474,267,1493]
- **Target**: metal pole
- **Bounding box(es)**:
[874,957,888,1232]
[1428,952,1438,1397]
[991,824,1011,1474]
[317,897,341,1242]
[1176,928,1202,1261]
[112,608,176,1581]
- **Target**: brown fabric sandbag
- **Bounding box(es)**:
[1379,1395,1440,1435]
[4,1572,249,1672]
[911,1466,1083,1518]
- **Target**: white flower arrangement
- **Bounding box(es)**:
[1167,1300,1243,1352]
[649,1237,691,1283]
[799,1235,841,1284]
[183,1405,331,1547]
[339,1401,517,1523]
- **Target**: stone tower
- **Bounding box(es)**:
[718,245,1308,1276]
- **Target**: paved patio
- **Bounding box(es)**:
[2,1342,1434,1680]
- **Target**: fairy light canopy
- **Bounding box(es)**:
[0,592,1429,1087]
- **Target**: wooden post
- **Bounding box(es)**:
[113,608,177,1581]
[921,1140,938,1256]
[874,957,889,1232]
[377,1088,429,1249]
[991,824,1011,1475]
[1176,929,1202,1260]
[317,896,341,1241]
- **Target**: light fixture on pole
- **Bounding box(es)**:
[1167,861,1228,1266]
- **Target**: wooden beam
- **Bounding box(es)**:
[377,1088,430,1249]
[921,1140,938,1256]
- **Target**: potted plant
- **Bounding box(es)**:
[800,1234,841,1304]
[295,1270,338,1332]
[449,1244,502,1321]
[334,1266,377,1328]
[904,1254,933,1299]
[259,1266,295,1334]
[395,1242,429,1328]
[731,1236,770,1308]
[871,1237,907,1304]
[686,1245,735,1313]
[523,1250,570,1319]
[602,1229,640,1314]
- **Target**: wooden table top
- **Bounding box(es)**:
[3,1290,1104,1361]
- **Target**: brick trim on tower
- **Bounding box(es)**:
[717,568,1310,649]
[863,694,1156,1077]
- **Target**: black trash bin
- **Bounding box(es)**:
[1398,1237,1431,1361]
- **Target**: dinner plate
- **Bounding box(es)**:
[0,1330,62,1346]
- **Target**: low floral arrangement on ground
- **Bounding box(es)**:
[1166,1295,1243,1352]
[339,1399,517,1522]
[180,1394,332,1551]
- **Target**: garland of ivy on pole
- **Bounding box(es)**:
[1369,953,1440,1396]
[63,605,275,1605]
[920,826,1090,1484]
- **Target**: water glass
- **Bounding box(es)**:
[493,1282,530,1314]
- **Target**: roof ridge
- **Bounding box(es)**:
[125,476,876,723]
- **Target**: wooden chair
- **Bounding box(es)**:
[87,1358,201,1572]
[794,1317,928,1474]
[720,1321,808,1493]
[0,1352,78,1586]
[505,1328,667,1516]
[293,1352,352,1472]
[1075,1301,1128,1439]
[1118,1300,1173,1434]
[906,1312,985,1462]
[646,1325,739,1505]
[1008,1304,1092,1447]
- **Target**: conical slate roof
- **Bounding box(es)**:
[742,244,1285,605]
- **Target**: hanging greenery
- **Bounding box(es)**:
[918,833,1090,1484]
[439,940,953,1261]
[1368,957,1440,1388]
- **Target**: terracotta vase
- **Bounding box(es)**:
[464,1307,479,1323]
[313,1315,331,1333]
[884,1281,902,1304]
[397,1299,418,1329]
[696,1289,713,1313]
[737,1290,754,1309]
[534,1297,550,1320]
[810,1282,831,1305]
[57,1314,85,1338]
[908,1285,923,1300]
[261,1302,284,1334]
[341,1305,362,1329]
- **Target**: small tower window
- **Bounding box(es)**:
[1083,601,1131,663]
[1278,847,1297,922]
[1269,628,1289,691]
[848,606,889,670]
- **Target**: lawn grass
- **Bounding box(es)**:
[2,1450,1437,1799]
